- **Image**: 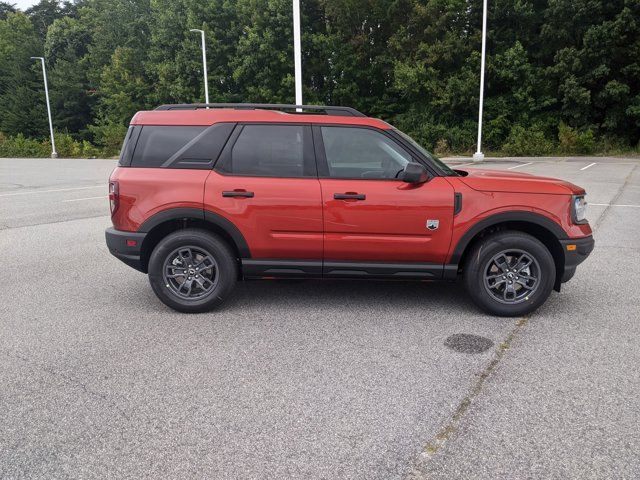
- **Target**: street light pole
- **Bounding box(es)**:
[190,29,209,105]
[292,0,302,107]
[31,56,57,158]
[473,0,488,163]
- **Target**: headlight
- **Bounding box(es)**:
[572,195,588,224]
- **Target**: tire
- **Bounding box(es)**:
[148,229,238,313]
[463,230,555,317]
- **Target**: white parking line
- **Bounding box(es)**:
[0,185,104,197]
[590,203,640,208]
[61,196,106,203]
[507,162,533,170]
[580,162,597,171]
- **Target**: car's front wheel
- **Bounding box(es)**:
[148,229,238,313]
[463,231,556,317]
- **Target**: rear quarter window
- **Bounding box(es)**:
[130,123,234,169]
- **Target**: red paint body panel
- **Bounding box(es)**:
[320,177,455,262]
[459,168,586,195]
[444,178,592,263]
[109,167,209,231]
[204,172,323,259]
[109,108,593,270]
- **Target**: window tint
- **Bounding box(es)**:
[320,126,412,179]
[130,124,234,169]
[219,125,309,177]
[118,126,139,166]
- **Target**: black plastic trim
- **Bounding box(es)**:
[241,259,445,279]
[242,259,322,278]
[105,227,146,272]
[448,211,568,265]
[323,261,443,279]
[203,211,252,258]
[135,207,251,259]
[454,193,462,215]
[559,235,594,283]
[155,103,366,117]
[138,207,205,232]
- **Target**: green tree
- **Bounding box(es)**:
[0,12,48,137]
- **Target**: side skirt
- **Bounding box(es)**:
[242,259,452,280]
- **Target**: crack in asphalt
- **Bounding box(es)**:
[405,316,529,479]
[593,163,638,232]
[405,163,638,479]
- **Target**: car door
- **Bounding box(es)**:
[204,123,323,275]
[314,125,455,276]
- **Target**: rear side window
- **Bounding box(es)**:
[216,124,314,177]
[118,126,141,166]
[130,124,234,169]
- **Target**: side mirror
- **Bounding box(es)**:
[401,163,430,184]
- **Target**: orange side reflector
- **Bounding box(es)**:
[566,244,577,251]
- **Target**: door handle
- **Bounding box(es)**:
[334,193,366,200]
[222,190,254,198]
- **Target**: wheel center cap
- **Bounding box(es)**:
[189,269,195,275]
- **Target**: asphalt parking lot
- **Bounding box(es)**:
[1,156,638,479]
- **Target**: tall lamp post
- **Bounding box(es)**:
[292,0,302,107]
[190,29,209,105]
[473,0,488,163]
[31,56,57,158]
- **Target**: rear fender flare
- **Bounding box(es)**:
[138,207,251,258]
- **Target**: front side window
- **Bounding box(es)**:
[394,129,458,176]
[219,124,310,177]
[320,126,412,179]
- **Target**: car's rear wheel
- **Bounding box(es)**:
[463,231,555,317]
[148,229,237,313]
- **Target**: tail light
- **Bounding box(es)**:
[109,181,119,215]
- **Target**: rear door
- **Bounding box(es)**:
[314,125,454,276]
[205,123,323,276]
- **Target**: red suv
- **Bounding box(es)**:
[106,103,593,316]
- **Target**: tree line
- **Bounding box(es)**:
[1,0,639,157]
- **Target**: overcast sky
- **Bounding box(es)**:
[13,0,40,10]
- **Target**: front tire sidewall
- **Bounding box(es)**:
[464,232,555,317]
[148,230,237,313]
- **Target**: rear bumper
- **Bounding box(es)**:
[105,227,147,272]
[559,235,594,283]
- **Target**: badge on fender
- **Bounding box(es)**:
[426,219,439,230]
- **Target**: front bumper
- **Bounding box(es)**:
[105,227,147,272]
[559,235,594,283]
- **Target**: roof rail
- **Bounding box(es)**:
[154,103,366,117]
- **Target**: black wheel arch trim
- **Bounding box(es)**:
[137,207,251,258]
[448,211,568,266]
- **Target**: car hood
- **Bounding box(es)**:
[457,168,585,195]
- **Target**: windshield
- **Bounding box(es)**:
[394,130,458,176]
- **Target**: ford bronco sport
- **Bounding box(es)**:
[106,103,594,316]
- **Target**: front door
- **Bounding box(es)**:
[314,125,454,276]
[205,123,323,276]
